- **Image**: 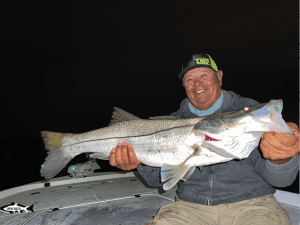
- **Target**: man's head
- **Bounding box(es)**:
[179,54,223,111]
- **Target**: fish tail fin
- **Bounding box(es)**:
[25,204,34,213]
[40,147,74,180]
[41,131,67,151]
[40,131,77,179]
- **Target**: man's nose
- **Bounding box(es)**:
[193,78,203,85]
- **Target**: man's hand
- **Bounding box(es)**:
[109,141,142,170]
[260,122,299,161]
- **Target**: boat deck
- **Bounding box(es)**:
[0,171,298,225]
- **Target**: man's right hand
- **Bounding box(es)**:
[109,141,142,170]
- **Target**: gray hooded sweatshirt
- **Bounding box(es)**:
[137,89,299,205]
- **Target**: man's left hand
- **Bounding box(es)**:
[260,122,299,161]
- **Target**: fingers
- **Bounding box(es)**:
[109,147,117,167]
[115,142,124,168]
[109,143,124,168]
[260,138,291,160]
[127,143,141,165]
[109,141,141,171]
[121,142,130,166]
[274,132,297,147]
[260,132,299,160]
[287,122,299,131]
[286,122,299,137]
[263,132,295,149]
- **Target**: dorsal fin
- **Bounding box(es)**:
[109,107,141,125]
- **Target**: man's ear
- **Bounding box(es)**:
[217,70,223,86]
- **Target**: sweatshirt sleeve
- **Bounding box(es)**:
[250,147,299,187]
[136,165,162,187]
[170,98,189,118]
[170,110,181,117]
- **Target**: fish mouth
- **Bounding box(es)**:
[204,134,220,141]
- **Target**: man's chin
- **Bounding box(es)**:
[191,99,209,107]
[191,96,209,104]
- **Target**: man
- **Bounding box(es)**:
[109,54,299,225]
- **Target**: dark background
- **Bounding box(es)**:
[0,0,298,193]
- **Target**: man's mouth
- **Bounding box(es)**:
[195,89,207,94]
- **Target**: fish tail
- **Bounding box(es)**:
[40,131,77,179]
[40,147,74,180]
[26,204,34,213]
[41,131,66,151]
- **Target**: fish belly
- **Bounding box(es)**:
[130,128,198,167]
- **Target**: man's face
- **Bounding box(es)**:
[184,67,223,110]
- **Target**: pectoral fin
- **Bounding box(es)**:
[161,146,201,190]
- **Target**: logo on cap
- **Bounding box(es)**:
[195,58,210,65]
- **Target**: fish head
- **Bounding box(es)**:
[192,99,294,142]
[191,99,294,159]
[243,99,294,135]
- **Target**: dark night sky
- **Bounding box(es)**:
[0,0,298,192]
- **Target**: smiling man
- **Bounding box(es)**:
[184,67,222,111]
[110,53,299,225]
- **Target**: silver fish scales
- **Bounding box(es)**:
[40,100,295,190]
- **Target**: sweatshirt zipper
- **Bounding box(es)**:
[206,166,213,205]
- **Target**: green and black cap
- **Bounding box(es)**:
[178,53,218,79]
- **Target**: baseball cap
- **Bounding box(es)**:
[178,53,218,79]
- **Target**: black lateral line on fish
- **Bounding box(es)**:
[61,124,208,147]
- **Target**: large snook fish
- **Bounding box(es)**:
[40,99,294,190]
